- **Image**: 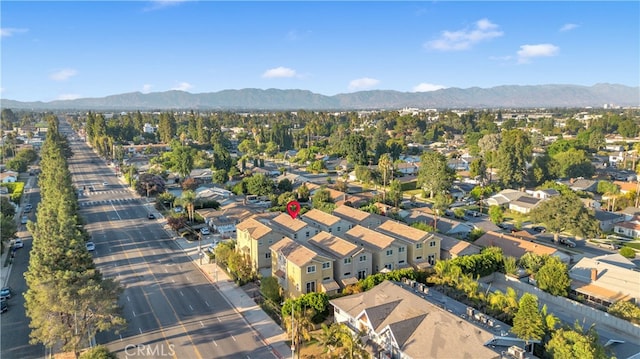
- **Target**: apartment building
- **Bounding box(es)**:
[300,208,351,236]
[376,220,440,268]
[345,225,407,272]
[236,216,286,275]
[307,231,373,287]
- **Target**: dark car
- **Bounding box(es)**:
[532,226,546,233]
[147,213,155,220]
[24,204,33,213]
[0,287,12,300]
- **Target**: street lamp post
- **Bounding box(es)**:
[198,233,202,265]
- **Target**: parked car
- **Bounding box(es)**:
[102,182,109,187]
[24,204,33,213]
[13,239,24,249]
[0,287,12,300]
[147,213,156,220]
[86,241,96,252]
[532,226,546,233]
[21,215,28,224]
[200,227,211,235]
[559,238,576,248]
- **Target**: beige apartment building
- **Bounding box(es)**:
[307,231,373,287]
[332,204,385,229]
[300,208,351,236]
[376,220,440,269]
[345,225,408,272]
[236,216,286,275]
[270,237,339,298]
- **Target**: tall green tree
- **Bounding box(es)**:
[535,256,571,296]
[511,293,545,346]
[546,323,609,359]
[377,153,393,202]
[497,129,532,188]
[530,193,599,242]
[417,151,455,198]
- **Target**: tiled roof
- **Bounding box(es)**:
[333,204,372,222]
[308,231,361,257]
[272,213,309,232]
[474,231,557,258]
[346,225,396,250]
[376,220,431,243]
[236,217,272,239]
[270,237,323,267]
[303,208,341,226]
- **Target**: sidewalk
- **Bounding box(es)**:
[171,232,290,359]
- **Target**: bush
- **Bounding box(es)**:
[620,246,637,259]
[79,345,117,359]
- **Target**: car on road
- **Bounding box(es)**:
[206,241,219,253]
[24,204,33,213]
[13,238,24,249]
[200,227,211,235]
[0,287,13,300]
[559,237,576,248]
[102,182,109,186]
[86,241,96,252]
[1,299,7,313]
[147,213,155,220]
[532,226,546,233]
[21,215,28,224]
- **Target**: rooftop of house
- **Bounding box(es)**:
[333,204,374,223]
[346,225,396,250]
[272,213,310,232]
[330,280,500,359]
[270,236,327,268]
[308,231,362,258]
[376,219,432,244]
[569,255,640,302]
[236,217,274,240]
[593,209,625,222]
[439,234,482,257]
[302,208,342,226]
[474,231,559,259]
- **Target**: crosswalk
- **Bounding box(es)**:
[80,197,140,207]
[78,190,131,197]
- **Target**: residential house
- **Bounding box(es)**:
[528,188,560,199]
[0,171,18,183]
[474,231,571,263]
[332,204,385,229]
[344,225,407,272]
[508,195,541,214]
[270,213,315,242]
[439,234,482,260]
[196,205,257,237]
[330,280,502,359]
[190,168,213,183]
[375,220,440,268]
[275,172,310,188]
[396,162,419,176]
[307,231,372,286]
[404,210,474,239]
[618,207,640,221]
[236,216,286,276]
[613,220,640,238]
[569,254,640,308]
[270,237,339,298]
[593,210,625,232]
[567,178,598,193]
[300,208,351,236]
[485,189,524,207]
[613,181,639,195]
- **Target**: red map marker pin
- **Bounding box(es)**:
[286,200,301,219]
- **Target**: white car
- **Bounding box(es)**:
[200,227,211,235]
[13,239,24,249]
[20,216,28,224]
[86,242,96,252]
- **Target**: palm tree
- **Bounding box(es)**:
[180,190,196,223]
[378,153,392,202]
[316,323,339,357]
[335,323,369,359]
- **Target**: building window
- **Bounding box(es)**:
[386,249,393,256]
[265,252,271,259]
[399,260,405,264]
[344,272,351,276]
[323,276,330,281]
[359,255,367,262]
[268,239,273,244]
[258,240,263,246]
[416,256,422,260]
[398,246,405,253]
[306,231,310,238]
[384,264,393,270]
[357,270,367,279]
[294,234,297,240]
[306,281,316,293]
[344,258,352,264]
[322,262,331,269]
[430,241,436,247]
[337,226,341,232]
[328,228,332,233]
[307,265,316,273]
[416,243,423,249]
[428,254,436,265]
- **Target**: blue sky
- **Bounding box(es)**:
[2,1,639,102]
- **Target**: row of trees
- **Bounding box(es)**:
[24,115,125,358]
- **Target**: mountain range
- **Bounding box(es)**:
[2,84,638,111]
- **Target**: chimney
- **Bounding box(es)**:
[590,268,598,281]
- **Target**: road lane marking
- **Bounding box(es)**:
[205,301,210,307]
[231,335,236,342]
[195,288,200,293]
[127,296,130,302]
[199,321,204,327]
[138,328,143,334]
[165,268,168,273]
[212,340,218,347]
[189,305,194,311]
[180,291,184,297]
[132,310,136,317]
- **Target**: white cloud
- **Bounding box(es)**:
[171,82,193,91]
[426,18,503,51]
[57,94,81,100]
[142,84,153,93]
[560,23,578,32]
[348,77,379,91]
[262,66,297,78]
[49,69,78,81]
[412,83,447,92]
[143,0,189,11]
[517,44,559,63]
[1,28,28,37]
